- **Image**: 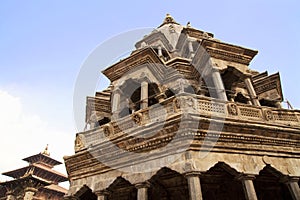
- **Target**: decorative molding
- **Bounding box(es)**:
[183,171,202,178]
[173,98,181,111]
[227,103,238,115]
[264,109,274,121]
[132,113,143,125]
[235,174,256,181]
[103,124,114,137]
[135,181,151,189]
[94,189,111,197]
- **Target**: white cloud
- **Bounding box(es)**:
[0,90,73,188]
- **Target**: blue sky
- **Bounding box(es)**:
[0,0,299,186]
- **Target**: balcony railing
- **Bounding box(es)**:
[79,93,300,150]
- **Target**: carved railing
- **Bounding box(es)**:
[78,93,300,150]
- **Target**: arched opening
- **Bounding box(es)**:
[75,185,97,200]
[165,88,175,98]
[98,117,111,126]
[259,99,278,108]
[130,86,141,111]
[148,167,189,200]
[118,79,162,115]
[254,165,293,200]
[234,93,248,104]
[201,162,245,200]
[148,83,160,107]
[221,66,247,103]
[107,177,137,200]
[119,107,132,118]
[198,79,210,97]
[153,46,170,61]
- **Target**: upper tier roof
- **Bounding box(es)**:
[23,153,62,167]
[2,163,68,183]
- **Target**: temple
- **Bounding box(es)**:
[64,14,300,200]
[0,145,68,200]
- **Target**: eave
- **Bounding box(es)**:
[23,153,62,167]
[102,47,164,82]
[200,39,258,65]
[2,163,68,183]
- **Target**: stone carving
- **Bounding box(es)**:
[75,134,85,152]
[132,113,142,125]
[262,155,271,164]
[203,32,209,38]
[103,124,113,137]
[183,97,196,109]
[174,97,196,112]
[169,24,175,33]
[227,103,238,115]
[173,98,181,111]
[264,110,274,121]
[24,188,38,200]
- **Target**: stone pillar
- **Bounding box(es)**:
[188,40,194,53]
[112,89,121,113]
[188,39,195,58]
[140,80,148,109]
[23,187,37,200]
[157,46,162,57]
[135,182,150,200]
[244,77,260,106]
[211,67,227,101]
[185,172,203,200]
[282,177,300,200]
[95,190,110,200]
[237,174,258,200]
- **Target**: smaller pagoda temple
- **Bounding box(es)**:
[0,145,68,200]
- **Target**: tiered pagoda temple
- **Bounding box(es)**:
[64,14,300,200]
[0,146,68,200]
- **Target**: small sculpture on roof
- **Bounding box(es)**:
[186,21,191,28]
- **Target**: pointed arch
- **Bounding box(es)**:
[74,185,97,200]
[254,165,293,200]
[149,167,189,200]
[201,162,245,200]
[107,176,137,200]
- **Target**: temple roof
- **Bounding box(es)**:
[0,174,50,188]
[23,153,62,168]
[2,163,68,183]
[43,184,68,195]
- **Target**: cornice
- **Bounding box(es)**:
[102,47,164,82]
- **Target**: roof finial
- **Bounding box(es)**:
[163,13,176,24]
[187,21,191,28]
[158,13,179,28]
[41,144,50,156]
